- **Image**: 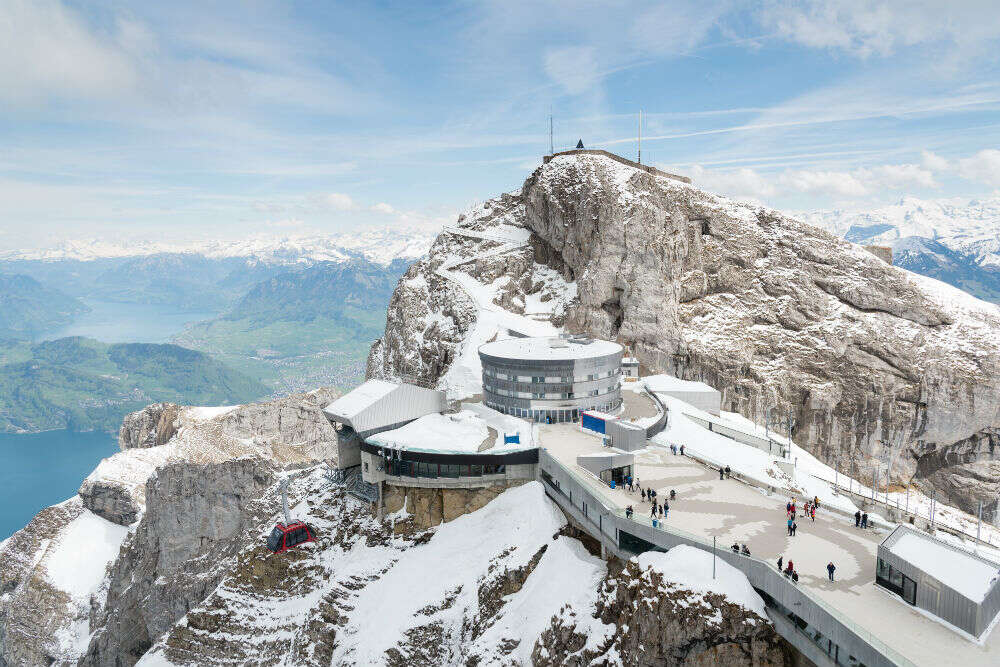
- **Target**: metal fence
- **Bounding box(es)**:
[537,449,918,667]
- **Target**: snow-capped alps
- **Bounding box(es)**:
[0,228,436,267]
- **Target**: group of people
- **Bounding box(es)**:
[854,510,870,528]
[776,555,837,584]
[719,465,731,480]
[668,443,685,455]
[618,475,676,525]
[730,542,751,556]
[777,556,800,582]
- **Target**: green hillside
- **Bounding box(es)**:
[177,259,407,396]
[0,337,267,433]
[0,274,89,339]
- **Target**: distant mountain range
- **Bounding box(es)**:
[0,228,434,266]
[799,196,1000,304]
[0,274,89,339]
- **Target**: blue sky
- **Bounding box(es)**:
[2,0,999,250]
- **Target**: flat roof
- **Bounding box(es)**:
[643,374,720,394]
[324,379,397,420]
[884,527,1000,602]
[479,336,622,361]
[367,407,534,455]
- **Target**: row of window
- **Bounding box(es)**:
[487,400,622,423]
[483,367,619,383]
[484,382,620,400]
[876,558,917,605]
[387,460,506,478]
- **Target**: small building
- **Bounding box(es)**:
[323,380,447,469]
[479,335,624,424]
[606,419,645,452]
[877,525,1000,638]
[358,403,538,487]
[581,409,617,435]
[576,451,634,486]
[644,374,721,416]
[621,355,640,381]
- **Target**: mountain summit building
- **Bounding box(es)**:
[479,335,624,423]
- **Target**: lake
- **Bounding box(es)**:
[41,299,219,344]
[1,430,118,539]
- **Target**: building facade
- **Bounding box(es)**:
[479,335,624,423]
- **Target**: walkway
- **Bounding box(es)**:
[539,424,1000,666]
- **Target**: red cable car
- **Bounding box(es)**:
[266,521,315,554]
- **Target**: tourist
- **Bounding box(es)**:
[786,501,792,514]
[642,488,647,502]
[777,556,783,571]
[827,561,836,581]
[814,495,820,509]
[787,517,794,535]
[720,468,725,480]
[732,542,740,553]
[741,544,751,556]
[680,445,685,455]
[792,570,799,584]
[626,505,633,519]
[658,503,664,518]
[650,503,656,518]
[791,521,797,536]
[861,512,869,529]
[725,465,731,478]
[810,506,815,522]
[669,489,676,501]
[791,501,796,516]
[663,500,669,518]
[854,510,861,527]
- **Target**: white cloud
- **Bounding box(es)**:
[543,46,599,95]
[0,0,139,104]
[265,218,304,228]
[324,193,357,211]
[921,150,950,172]
[759,0,1000,58]
[958,149,1000,188]
[371,202,398,215]
[689,159,938,201]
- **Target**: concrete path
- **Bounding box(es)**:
[540,424,1000,666]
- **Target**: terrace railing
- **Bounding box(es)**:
[537,449,918,667]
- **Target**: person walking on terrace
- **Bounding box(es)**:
[854,510,861,527]
[861,512,869,529]
[720,467,725,480]
[680,444,685,455]
[777,556,783,571]
[827,561,836,581]
[725,465,731,478]
[787,517,794,536]
[791,521,797,536]
[626,505,633,519]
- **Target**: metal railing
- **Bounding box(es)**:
[537,449,918,667]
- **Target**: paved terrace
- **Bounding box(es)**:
[539,424,1000,667]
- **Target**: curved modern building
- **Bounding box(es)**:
[479,335,624,423]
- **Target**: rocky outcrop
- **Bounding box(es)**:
[82,458,277,667]
[119,402,181,450]
[382,480,528,529]
[533,558,789,666]
[370,152,1000,515]
[78,478,140,525]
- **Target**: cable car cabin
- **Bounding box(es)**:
[266,521,315,554]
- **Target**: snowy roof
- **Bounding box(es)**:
[479,336,622,362]
[882,526,1000,602]
[366,407,534,455]
[582,410,617,420]
[323,380,447,436]
[643,374,720,394]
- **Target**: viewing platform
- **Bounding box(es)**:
[543,149,691,184]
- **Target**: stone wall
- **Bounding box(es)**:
[382,480,528,529]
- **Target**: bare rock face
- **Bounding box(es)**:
[533,559,788,666]
[382,480,528,528]
[119,402,181,450]
[81,458,277,667]
[78,479,139,525]
[371,152,1000,517]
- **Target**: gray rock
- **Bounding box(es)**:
[371,152,1000,515]
[119,402,181,451]
[78,480,139,525]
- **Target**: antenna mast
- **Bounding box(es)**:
[638,109,642,164]
[549,112,554,155]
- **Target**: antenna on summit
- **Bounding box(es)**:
[549,110,554,155]
[637,109,642,164]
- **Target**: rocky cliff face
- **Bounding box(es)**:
[534,557,788,666]
[369,152,1000,518]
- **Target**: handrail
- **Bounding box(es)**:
[538,449,918,667]
[643,388,668,439]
